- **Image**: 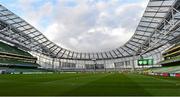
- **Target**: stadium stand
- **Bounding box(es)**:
[0,41,32,57]
[149,66,180,73]
[0,40,40,73]
[160,43,180,67]
[0,67,53,74]
[145,42,180,77]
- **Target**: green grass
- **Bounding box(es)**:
[0,73,180,96]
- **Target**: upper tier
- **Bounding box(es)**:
[0,41,32,57]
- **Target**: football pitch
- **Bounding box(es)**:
[0,73,180,96]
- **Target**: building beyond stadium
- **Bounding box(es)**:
[0,0,180,72]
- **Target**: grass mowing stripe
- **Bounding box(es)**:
[0,74,83,89]
[126,74,180,96]
[0,73,180,96]
[120,73,151,96]
[65,73,150,96]
[0,73,109,96]
[0,74,86,96]
[36,73,109,96]
[63,73,111,96]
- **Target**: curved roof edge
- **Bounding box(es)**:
[0,0,179,60]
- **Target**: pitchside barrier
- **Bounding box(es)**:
[145,72,180,78]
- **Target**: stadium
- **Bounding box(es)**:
[0,0,180,96]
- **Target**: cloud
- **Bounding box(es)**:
[2,0,149,52]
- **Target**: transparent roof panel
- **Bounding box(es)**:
[0,0,178,60]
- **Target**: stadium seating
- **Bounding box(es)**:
[0,58,35,65]
[161,44,180,66]
[149,66,180,73]
[0,41,32,57]
[0,41,39,68]
[160,55,180,65]
[0,67,53,74]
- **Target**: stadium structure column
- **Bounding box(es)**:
[83,60,86,72]
[114,60,117,72]
[49,58,51,69]
[46,57,50,69]
[103,60,106,72]
[132,56,136,71]
[39,53,45,68]
[52,58,55,70]
[58,59,61,71]
[38,53,41,66]
[123,61,126,70]
[92,59,96,72]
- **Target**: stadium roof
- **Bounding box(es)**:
[0,0,179,60]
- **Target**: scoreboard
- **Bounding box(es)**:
[138,59,154,66]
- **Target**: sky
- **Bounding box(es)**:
[0,0,149,52]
